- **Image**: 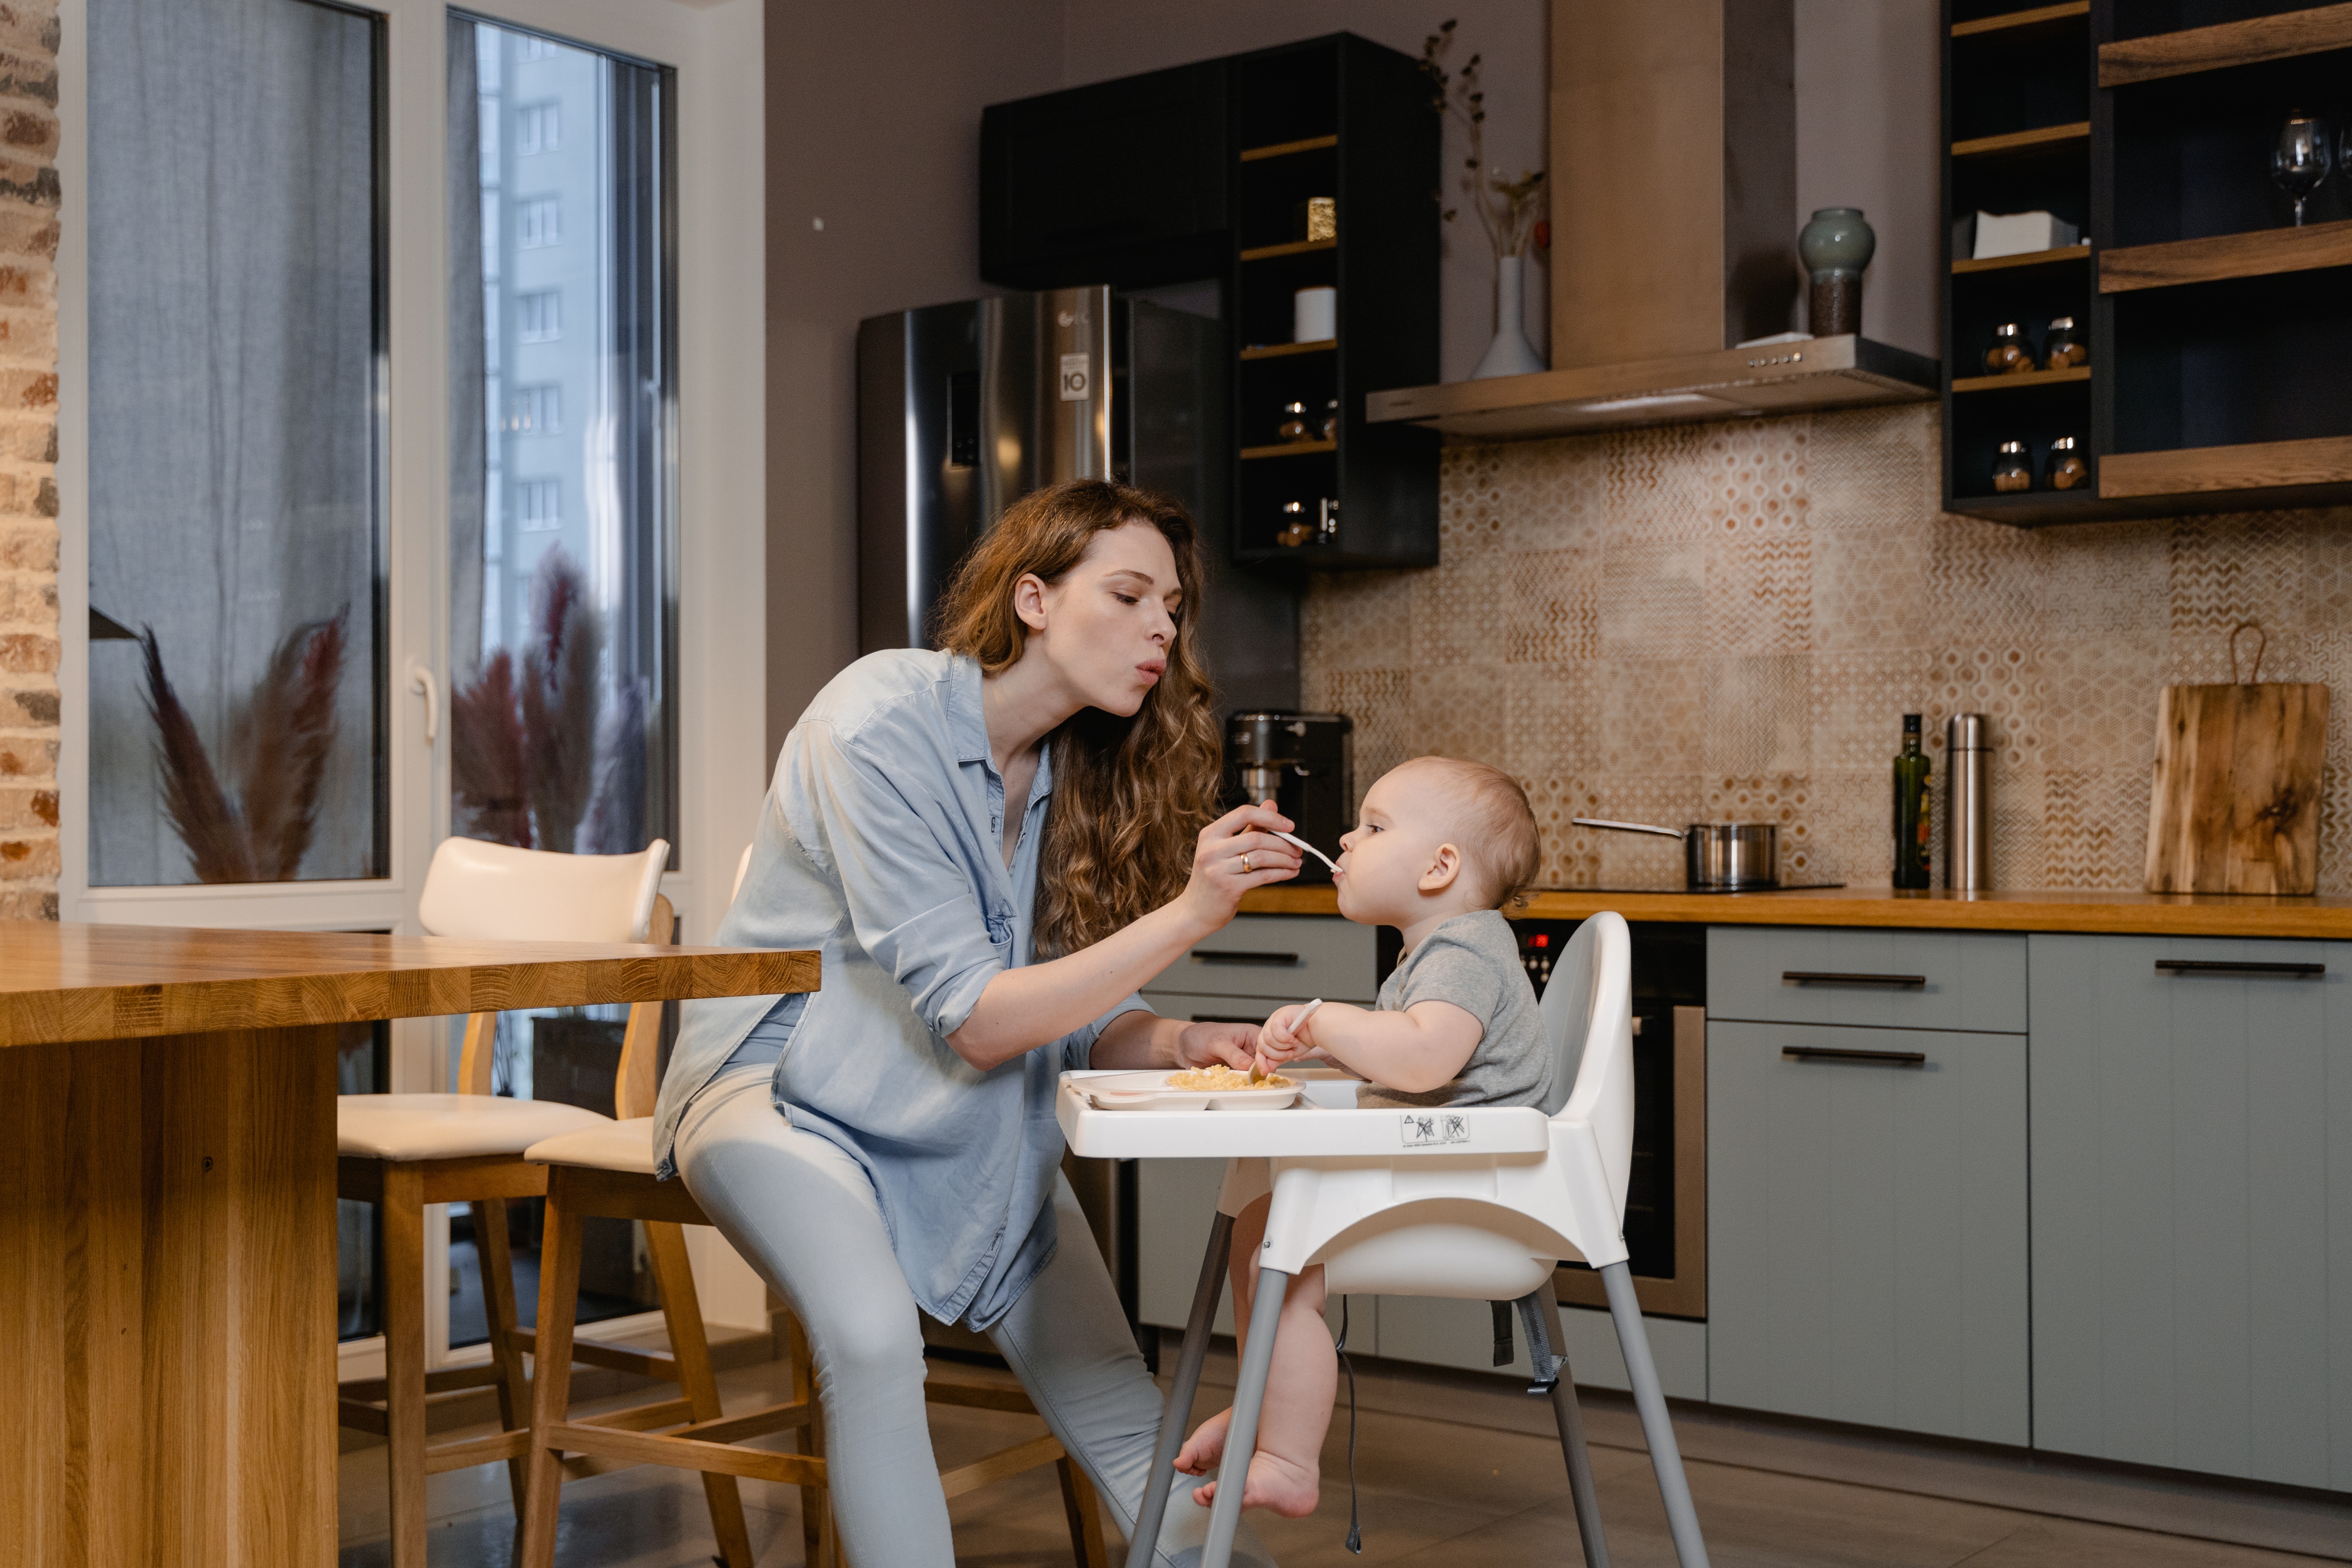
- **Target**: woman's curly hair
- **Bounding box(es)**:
[932,480,1222,958]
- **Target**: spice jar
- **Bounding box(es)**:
[2046,435,2088,491]
[1992,440,2033,493]
[1320,399,1339,442]
[1277,401,1310,443]
[2044,316,2087,370]
[1985,322,2033,375]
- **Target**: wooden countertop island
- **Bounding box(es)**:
[0,922,817,1568]
[1243,885,2352,939]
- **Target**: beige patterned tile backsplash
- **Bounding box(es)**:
[1299,402,2352,893]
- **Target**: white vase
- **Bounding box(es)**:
[1471,254,1546,379]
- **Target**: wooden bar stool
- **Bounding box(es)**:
[336,837,671,1566]
[513,842,1110,1568]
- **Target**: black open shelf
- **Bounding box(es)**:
[1941,0,2352,523]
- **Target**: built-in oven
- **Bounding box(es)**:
[1491,919,1708,1318]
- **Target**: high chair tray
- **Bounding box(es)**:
[1056,1070,1553,1160]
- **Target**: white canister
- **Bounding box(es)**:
[1293,285,1336,344]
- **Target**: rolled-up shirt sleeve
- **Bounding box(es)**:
[791,722,1006,1039]
[1065,993,1155,1074]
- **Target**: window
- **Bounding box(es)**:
[517,34,555,61]
[517,102,558,154]
[518,479,560,530]
[512,384,560,433]
[518,197,560,248]
[516,289,559,341]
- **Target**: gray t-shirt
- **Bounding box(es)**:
[1355,909,1552,1111]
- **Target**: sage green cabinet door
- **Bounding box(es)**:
[1708,1021,2029,1445]
[2029,935,2352,1491]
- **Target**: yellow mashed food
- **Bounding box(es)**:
[1167,1065,1292,1092]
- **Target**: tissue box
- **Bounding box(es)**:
[1973,210,2081,260]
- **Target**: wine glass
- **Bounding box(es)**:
[2273,113,2333,228]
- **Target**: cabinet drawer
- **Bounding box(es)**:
[1708,926,2026,1034]
[1155,914,1378,1002]
[1708,1021,2029,1445]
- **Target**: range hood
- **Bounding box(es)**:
[1369,0,1937,441]
[1367,333,1936,439]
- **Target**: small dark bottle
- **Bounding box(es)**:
[1893,714,1933,890]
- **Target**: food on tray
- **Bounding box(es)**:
[1167,1065,1292,1092]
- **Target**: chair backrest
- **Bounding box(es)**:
[419,837,674,1115]
[1537,911,1635,1216]
[419,836,670,944]
[732,842,753,902]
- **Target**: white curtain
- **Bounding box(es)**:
[85,0,380,885]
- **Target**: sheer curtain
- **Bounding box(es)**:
[85,0,382,886]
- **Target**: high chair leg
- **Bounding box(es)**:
[1200,1263,1288,1568]
[1532,1281,1612,1568]
[1603,1263,1711,1568]
[516,1178,586,1568]
[472,1197,533,1519]
[645,1219,757,1568]
[1124,1210,1233,1568]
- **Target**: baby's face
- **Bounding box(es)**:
[1334,765,1461,924]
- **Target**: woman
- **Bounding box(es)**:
[653,479,1302,1564]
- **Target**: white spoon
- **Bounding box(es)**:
[1270,830,1340,876]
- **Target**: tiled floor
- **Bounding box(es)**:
[338,1347,2352,1568]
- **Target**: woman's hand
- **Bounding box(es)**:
[1175,800,1303,933]
[1171,1021,1258,1072]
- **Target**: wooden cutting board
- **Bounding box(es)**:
[2145,681,2329,894]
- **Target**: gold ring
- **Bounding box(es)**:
[1240,853,1253,873]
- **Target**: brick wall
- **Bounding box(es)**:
[0,1,53,919]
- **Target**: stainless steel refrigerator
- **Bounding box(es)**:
[857,284,1298,712]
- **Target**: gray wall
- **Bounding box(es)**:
[763,0,1941,762]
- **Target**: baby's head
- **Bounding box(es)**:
[1333,756,1540,926]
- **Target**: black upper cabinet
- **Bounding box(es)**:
[982,35,1440,571]
[980,61,1230,291]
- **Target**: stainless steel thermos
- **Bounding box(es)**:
[1946,713,1991,891]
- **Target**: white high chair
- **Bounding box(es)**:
[1109,911,1710,1568]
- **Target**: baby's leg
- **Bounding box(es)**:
[1170,1196,1335,1517]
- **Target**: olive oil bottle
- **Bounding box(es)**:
[1893,713,1932,889]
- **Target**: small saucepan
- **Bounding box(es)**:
[1573,817,1779,891]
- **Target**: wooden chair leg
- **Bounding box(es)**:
[787,1310,825,1566]
[516,1173,586,1568]
[1056,1454,1110,1568]
[380,1166,430,1568]
[646,1219,756,1568]
[472,1196,533,1517]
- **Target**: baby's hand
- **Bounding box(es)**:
[1255,1004,1319,1065]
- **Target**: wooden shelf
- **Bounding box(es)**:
[1239,237,1338,262]
[2099,220,2352,293]
[1952,121,2090,158]
[1952,243,2092,274]
[2099,3,2352,88]
[1951,365,2093,393]
[1240,439,1337,460]
[1953,2,2087,39]
[1239,339,1335,361]
[1239,134,1337,162]
[2101,435,2352,500]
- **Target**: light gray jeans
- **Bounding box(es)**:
[673,1067,1271,1567]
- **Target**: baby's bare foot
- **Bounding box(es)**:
[1187,1449,1321,1519]
[1172,1406,1231,1476]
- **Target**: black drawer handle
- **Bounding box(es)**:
[2154,959,2325,979]
[1782,970,1927,989]
[1783,1045,1927,1067]
[1192,951,1299,966]
[1187,1015,1267,1025]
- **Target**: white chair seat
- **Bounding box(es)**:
[525,1116,657,1175]
[337,1093,612,1160]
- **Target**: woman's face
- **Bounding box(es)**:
[1017,520,1183,718]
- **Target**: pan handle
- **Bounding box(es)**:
[1572,817,1687,841]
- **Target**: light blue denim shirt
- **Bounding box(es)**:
[652,649,1150,1329]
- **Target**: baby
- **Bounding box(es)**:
[1173,755,1551,1516]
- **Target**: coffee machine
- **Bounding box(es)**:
[1226,712,1353,885]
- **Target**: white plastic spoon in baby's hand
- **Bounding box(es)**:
[1270,831,1340,875]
